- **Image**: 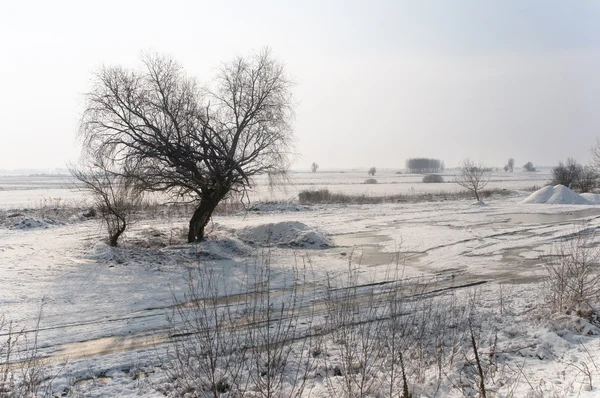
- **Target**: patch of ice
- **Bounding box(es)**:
[520,185,591,205]
[236,221,331,249]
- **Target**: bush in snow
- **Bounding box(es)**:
[368,167,376,176]
[422,174,444,183]
[364,178,378,184]
[523,161,536,172]
[298,189,332,204]
[0,308,58,397]
[163,255,316,398]
[543,226,600,317]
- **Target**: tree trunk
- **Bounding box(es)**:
[187,190,227,243]
[108,220,126,247]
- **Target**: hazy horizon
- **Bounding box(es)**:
[2,1,600,170]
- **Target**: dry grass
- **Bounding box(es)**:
[298,188,515,205]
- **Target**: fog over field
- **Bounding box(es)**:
[3,1,600,397]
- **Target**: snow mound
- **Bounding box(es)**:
[10,218,51,230]
[580,193,600,204]
[236,221,331,249]
[521,185,591,205]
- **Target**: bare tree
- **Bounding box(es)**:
[506,158,515,173]
[79,48,294,242]
[368,167,376,176]
[454,159,491,202]
[311,162,319,173]
[522,161,536,172]
[551,158,581,189]
[69,155,141,247]
[591,138,600,171]
[575,166,598,193]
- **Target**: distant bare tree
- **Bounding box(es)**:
[591,138,600,171]
[575,166,598,193]
[311,162,319,173]
[551,158,581,189]
[454,159,491,201]
[368,167,376,176]
[79,48,294,243]
[523,161,536,172]
[506,158,515,173]
[69,155,142,247]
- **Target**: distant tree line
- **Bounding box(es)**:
[405,158,445,174]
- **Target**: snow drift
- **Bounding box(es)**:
[236,221,330,249]
[580,193,600,204]
[520,185,591,205]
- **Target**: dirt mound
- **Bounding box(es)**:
[521,185,591,205]
[236,221,330,249]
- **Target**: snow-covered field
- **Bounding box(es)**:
[3,171,600,397]
[0,170,550,207]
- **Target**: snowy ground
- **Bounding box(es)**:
[2,171,600,396]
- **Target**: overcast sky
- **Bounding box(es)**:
[1,0,600,170]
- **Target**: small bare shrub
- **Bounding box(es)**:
[240,254,315,398]
[422,174,444,183]
[323,259,387,397]
[364,178,377,184]
[163,268,246,397]
[543,227,600,315]
[0,307,60,398]
[298,189,332,204]
[368,167,376,176]
[164,253,316,398]
[69,156,142,247]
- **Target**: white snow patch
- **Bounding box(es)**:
[520,185,591,205]
[236,221,331,249]
[471,200,488,206]
[580,193,600,204]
